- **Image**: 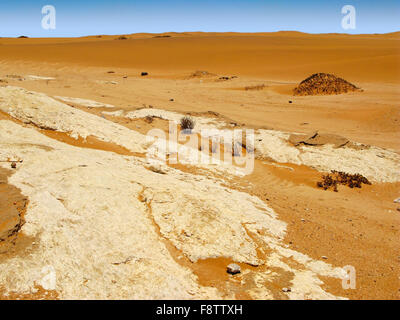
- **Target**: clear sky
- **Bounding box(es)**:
[0,0,399,37]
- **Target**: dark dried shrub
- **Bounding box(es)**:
[245,84,265,91]
[180,116,195,132]
[145,115,154,123]
[317,170,371,192]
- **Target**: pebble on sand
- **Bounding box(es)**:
[227,263,241,275]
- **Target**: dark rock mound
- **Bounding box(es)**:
[293,73,360,96]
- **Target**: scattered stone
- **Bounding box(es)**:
[6,74,24,81]
[321,256,328,260]
[288,100,293,103]
[147,165,166,175]
[145,115,154,123]
[116,35,128,40]
[282,287,291,292]
[107,71,115,74]
[11,162,17,169]
[190,70,214,78]
[293,73,361,96]
[393,197,400,203]
[397,208,400,212]
[141,72,148,76]
[227,263,241,275]
[169,98,174,102]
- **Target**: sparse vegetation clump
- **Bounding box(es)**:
[293,73,360,96]
[317,170,371,192]
[116,35,128,40]
[144,115,154,123]
[245,84,266,91]
[180,116,195,132]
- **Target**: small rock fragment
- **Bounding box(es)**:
[141,72,148,76]
[282,287,291,292]
[11,162,17,169]
[227,263,241,275]
[321,256,328,259]
[393,197,400,203]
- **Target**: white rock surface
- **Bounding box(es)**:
[26,75,56,81]
[125,107,400,182]
[125,108,226,131]
[0,86,147,154]
[0,87,355,299]
[55,96,115,108]
[254,129,400,183]
[0,119,346,299]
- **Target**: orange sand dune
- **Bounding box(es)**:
[0,32,399,83]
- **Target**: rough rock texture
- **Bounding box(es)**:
[125,107,225,131]
[54,96,115,108]
[289,131,349,148]
[293,73,360,96]
[227,263,241,275]
[0,120,347,299]
[0,86,351,299]
[121,107,400,182]
[3,87,395,299]
[254,130,400,183]
[0,86,147,154]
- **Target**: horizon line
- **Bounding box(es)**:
[2,30,400,39]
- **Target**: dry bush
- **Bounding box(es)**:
[245,84,266,91]
[180,116,195,132]
[317,170,371,192]
[144,115,154,123]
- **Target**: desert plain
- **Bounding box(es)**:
[0,31,399,300]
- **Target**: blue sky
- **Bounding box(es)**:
[0,0,399,37]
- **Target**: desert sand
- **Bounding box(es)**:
[0,32,399,300]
